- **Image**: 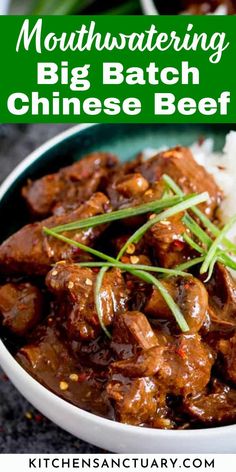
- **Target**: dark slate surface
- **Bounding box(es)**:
[0,124,101,453]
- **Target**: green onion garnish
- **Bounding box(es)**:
[204,254,219,283]
[183,233,204,254]
[175,256,205,272]
[76,261,190,277]
[183,212,236,272]
[182,214,212,248]
[217,253,236,271]
[43,226,190,333]
[163,174,236,254]
[43,227,115,264]
[94,267,111,339]
[131,270,189,332]
[200,214,236,275]
[117,192,209,260]
[50,195,183,234]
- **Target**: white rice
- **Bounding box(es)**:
[190,131,236,243]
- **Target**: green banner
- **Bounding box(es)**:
[0,15,235,123]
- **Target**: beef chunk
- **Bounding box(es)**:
[106,162,165,212]
[111,346,165,377]
[183,380,236,425]
[136,147,222,218]
[107,172,150,209]
[111,311,159,359]
[206,264,236,327]
[22,152,118,217]
[218,334,236,384]
[0,193,110,275]
[115,173,149,198]
[111,334,214,397]
[145,213,190,268]
[106,376,159,426]
[0,283,43,336]
[158,334,214,396]
[145,276,208,333]
[46,264,128,340]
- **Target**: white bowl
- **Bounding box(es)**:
[0,124,236,453]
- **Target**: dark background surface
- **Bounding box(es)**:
[0,124,101,453]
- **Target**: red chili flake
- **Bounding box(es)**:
[172,240,185,251]
[126,280,134,289]
[34,414,44,423]
[184,283,190,290]
[77,373,91,382]
[92,268,100,273]
[121,256,130,264]
[176,347,187,359]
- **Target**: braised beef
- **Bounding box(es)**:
[218,334,236,384]
[145,213,191,268]
[135,147,222,218]
[183,380,236,425]
[22,152,118,218]
[111,311,159,359]
[0,193,111,275]
[0,282,43,336]
[46,263,128,340]
[145,276,208,332]
[111,334,214,396]
[1,143,236,430]
[206,264,236,326]
[106,376,160,426]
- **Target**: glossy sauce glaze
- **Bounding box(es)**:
[0,147,236,429]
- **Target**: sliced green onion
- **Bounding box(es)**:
[51,196,183,234]
[183,233,204,254]
[182,214,212,248]
[45,227,189,332]
[44,227,190,277]
[131,270,189,332]
[117,192,209,260]
[217,253,236,271]
[204,254,219,283]
[94,267,111,339]
[194,209,236,254]
[175,256,205,271]
[163,174,236,254]
[183,211,236,271]
[76,261,190,277]
[200,215,236,274]
[43,227,115,264]
[163,174,183,196]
